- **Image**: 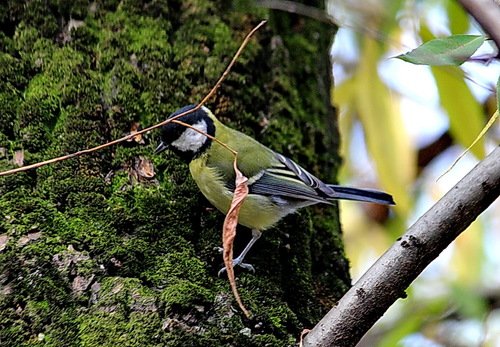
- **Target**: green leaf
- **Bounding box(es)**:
[396,35,486,66]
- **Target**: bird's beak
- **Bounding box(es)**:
[154,141,169,154]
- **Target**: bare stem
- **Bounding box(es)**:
[0,21,267,178]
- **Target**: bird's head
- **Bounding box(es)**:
[155,104,216,161]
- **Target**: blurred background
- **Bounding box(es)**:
[320,0,500,345]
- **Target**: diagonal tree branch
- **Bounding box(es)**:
[304,145,500,347]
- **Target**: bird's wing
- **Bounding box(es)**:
[246,153,334,203]
[209,122,332,202]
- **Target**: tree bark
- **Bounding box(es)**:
[0,1,346,346]
[304,146,500,347]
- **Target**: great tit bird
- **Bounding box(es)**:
[155,105,395,271]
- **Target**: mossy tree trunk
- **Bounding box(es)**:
[0,1,349,346]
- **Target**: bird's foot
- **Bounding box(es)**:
[218,257,255,276]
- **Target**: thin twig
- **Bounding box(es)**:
[171,120,238,156]
[437,110,499,181]
[0,20,267,178]
[166,20,267,125]
[198,21,267,107]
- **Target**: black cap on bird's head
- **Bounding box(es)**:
[155,104,216,162]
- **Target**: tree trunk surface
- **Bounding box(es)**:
[0,1,348,346]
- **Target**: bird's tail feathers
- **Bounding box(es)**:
[327,185,395,205]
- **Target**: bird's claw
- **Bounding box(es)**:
[237,262,255,273]
[218,259,255,276]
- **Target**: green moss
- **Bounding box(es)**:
[20,2,59,38]
[161,280,212,312]
[73,277,163,346]
[78,311,162,347]
[0,192,58,236]
[0,1,346,345]
[24,300,51,330]
[0,93,21,139]
[0,132,9,148]
[0,308,31,346]
[143,248,208,283]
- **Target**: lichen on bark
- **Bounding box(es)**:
[0,1,349,345]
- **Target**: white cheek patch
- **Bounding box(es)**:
[171,120,208,152]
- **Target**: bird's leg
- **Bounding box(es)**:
[232,229,262,270]
[218,229,262,275]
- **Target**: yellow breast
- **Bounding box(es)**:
[189,157,284,231]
